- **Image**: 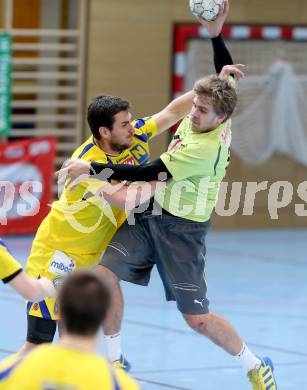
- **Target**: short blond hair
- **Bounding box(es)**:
[193,75,237,121]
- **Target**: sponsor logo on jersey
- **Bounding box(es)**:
[130,144,149,164]
[48,251,75,276]
[52,276,64,290]
[122,157,135,165]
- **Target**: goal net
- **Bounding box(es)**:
[175,25,307,166]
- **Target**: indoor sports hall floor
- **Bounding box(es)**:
[1,229,306,389]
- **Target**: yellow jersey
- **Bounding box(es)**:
[26,117,157,320]
[0,239,22,283]
[0,344,140,390]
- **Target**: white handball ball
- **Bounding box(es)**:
[189,0,224,21]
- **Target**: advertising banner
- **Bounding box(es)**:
[0,137,56,234]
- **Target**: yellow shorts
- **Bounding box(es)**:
[26,240,102,320]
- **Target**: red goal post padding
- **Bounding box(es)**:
[173,24,307,98]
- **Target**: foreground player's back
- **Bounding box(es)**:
[1,343,139,390]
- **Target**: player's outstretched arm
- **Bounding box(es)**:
[197,0,234,73]
[56,160,167,209]
[152,91,194,135]
[56,158,172,188]
[9,273,56,302]
[150,0,231,134]
[97,180,165,211]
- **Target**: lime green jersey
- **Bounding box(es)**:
[155,116,231,222]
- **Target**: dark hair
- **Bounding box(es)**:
[87,95,130,139]
[58,270,111,336]
[193,75,238,121]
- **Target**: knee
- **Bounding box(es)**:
[96,265,119,285]
[183,313,211,335]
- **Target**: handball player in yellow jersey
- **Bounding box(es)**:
[20,80,200,366]
[0,270,139,390]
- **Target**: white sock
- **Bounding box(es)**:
[104,333,122,363]
[235,344,261,373]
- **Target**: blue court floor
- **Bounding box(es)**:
[1,229,307,389]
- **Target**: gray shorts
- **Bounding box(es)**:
[100,212,211,315]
